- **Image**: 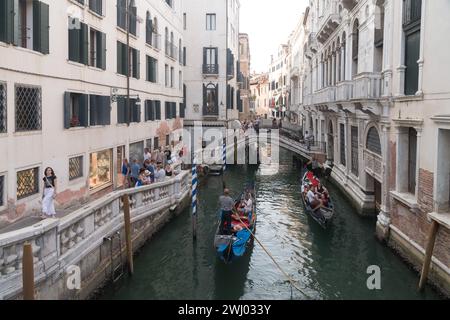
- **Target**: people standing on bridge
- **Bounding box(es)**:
[219,189,235,235]
[130,159,141,187]
[41,167,57,219]
[121,158,131,188]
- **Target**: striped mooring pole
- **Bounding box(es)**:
[223,140,227,172]
[192,156,198,240]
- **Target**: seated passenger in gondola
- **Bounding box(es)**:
[307,186,325,211]
[321,192,330,208]
[317,182,328,195]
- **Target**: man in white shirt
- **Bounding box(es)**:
[144,148,152,161]
[307,186,323,211]
[154,162,166,182]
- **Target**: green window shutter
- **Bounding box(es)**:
[97,31,106,70]
[123,43,128,76]
[68,18,80,62]
[136,100,141,123]
[156,101,161,120]
[1,0,14,44]
[64,92,71,129]
[80,94,89,127]
[11,0,18,46]
[81,23,88,65]
[117,41,122,74]
[102,96,111,125]
[89,95,97,126]
[33,0,49,54]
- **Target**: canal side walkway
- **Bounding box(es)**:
[0,171,191,300]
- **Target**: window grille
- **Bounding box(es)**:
[69,156,84,181]
[17,167,39,200]
[15,85,42,132]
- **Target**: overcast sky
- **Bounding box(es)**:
[240,0,308,74]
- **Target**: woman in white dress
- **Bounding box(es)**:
[41,167,57,219]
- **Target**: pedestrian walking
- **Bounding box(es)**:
[41,167,57,219]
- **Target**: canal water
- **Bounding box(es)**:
[99,148,442,300]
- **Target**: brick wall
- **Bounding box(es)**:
[418,169,434,214]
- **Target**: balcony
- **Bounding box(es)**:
[341,0,358,11]
[165,41,178,60]
[147,33,161,51]
[313,87,336,105]
[336,81,353,101]
[317,3,342,44]
[364,149,383,182]
[202,64,219,75]
[352,73,382,100]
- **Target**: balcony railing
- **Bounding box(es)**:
[313,87,336,105]
[165,41,178,60]
[352,73,382,100]
[149,33,161,50]
[203,64,219,75]
[364,149,383,182]
[336,81,353,101]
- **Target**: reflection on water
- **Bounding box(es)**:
[98,149,442,300]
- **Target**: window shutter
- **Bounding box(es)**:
[203,47,207,65]
[202,84,206,112]
[157,101,161,120]
[11,0,18,46]
[89,95,97,126]
[215,84,219,112]
[64,92,71,129]
[80,94,89,127]
[117,41,122,74]
[98,31,106,70]
[33,0,49,54]
[102,96,111,125]
[136,50,140,79]
[1,0,13,43]
[69,19,80,62]
[81,23,88,65]
[130,6,137,36]
[117,98,124,123]
[172,102,177,119]
[183,47,186,66]
[215,47,218,66]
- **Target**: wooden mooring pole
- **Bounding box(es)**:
[22,242,35,300]
[122,194,134,275]
[418,220,439,291]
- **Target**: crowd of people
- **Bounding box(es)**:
[121,146,184,189]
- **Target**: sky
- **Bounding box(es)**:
[240,0,309,74]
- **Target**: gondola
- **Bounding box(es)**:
[214,183,257,263]
[300,172,335,229]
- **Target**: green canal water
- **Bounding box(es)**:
[98,148,442,300]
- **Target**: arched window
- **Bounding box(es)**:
[352,19,360,78]
[165,27,169,54]
[341,32,346,80]
[146,11,152,45]
[366,127,382,155]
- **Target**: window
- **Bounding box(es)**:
[352,20,360,78]
[367,127,382,155]
[69,18,88,65]
[165,64,169,87]
[146,56,158,83]
[69,156,84,181]
[15,85,42,132]
[146,11,153,45]
[0,0,49,53]
[89,95,111,126]
[203,47,218,74]
[0,82,6,133]
[0,175,4,207]
[63,92,88,128]
[89,149,112,190]
[154,137,159,150]
[340,123,346,166]
[117,0,137,36]
[89,0,103,15]
[165,102,177,119]
[170,67,174,88]
[351,126,359,176]
[17,167,39,200]
[129,141,144,163]
[89,28,106,70]
[183,13,186,30]
[403,0,422,95]
[117,41,140,78]
[203,83,218,116]
[179,102,185,119]
[206,14,216,30]
[145,100,161,121]
[179,71,182,90]
[117,97,141,124]
[408,127,417,194]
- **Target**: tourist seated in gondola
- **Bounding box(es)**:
[307,186,325,211]
[321,191,330,208]
[316,182,328,195]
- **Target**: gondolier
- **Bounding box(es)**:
[219,189,234,235]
